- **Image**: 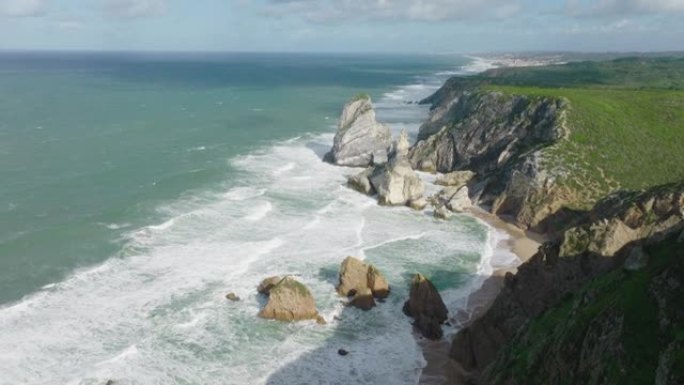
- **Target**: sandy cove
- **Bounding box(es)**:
[418,206,546,385]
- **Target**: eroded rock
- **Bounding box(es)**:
[257,276,282,295]
[258,276,320,322]
[403,274,448,340]
[325,95,392,167]
[337,256,390,310]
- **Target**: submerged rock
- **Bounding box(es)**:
[258,276,320,322]
[225,292,240,302]
[257,276,282,295]
[337,256,390,310]
[403,274,448,340]
[325,95,392,167]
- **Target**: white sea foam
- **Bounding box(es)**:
[0,56,523,385]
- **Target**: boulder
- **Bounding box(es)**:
[349,288,376,311]
[337,256,390,299]
[408,197,428,211]
[325,95,392,167]
[369,130,425,206]
[446,186,472,213]
[403,274,448,340]
[257,276,282,295]
[258,276,320,322]
[347,168,375,195]
[435,170,476,187]
[225,292,240,302]
[434,205,450,220]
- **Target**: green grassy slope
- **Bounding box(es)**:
[478,57,684,209]
[486,234,684,385]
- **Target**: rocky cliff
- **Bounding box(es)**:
[410,86,571,230]
[448,181,684,384]
[411,64,684,385]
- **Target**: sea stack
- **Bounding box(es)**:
[337,256,390,310]
[403,274,448,340]
[258,276,321,322]
[325,94,392,167]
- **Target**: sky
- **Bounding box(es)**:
[0,0,683,53]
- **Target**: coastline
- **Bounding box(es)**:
[417,206,544,385]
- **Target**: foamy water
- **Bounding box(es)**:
[0,57,519,385]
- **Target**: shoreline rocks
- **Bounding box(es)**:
[325,95,392,167]
[258,276,321,322]
[337,256,390,310]
[403,274,448,340]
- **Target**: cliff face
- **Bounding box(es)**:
[409,86,570,230]
[449,182,684,385]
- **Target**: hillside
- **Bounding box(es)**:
[412,57,684,385]
[411,57,684,229]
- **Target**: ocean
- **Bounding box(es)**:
[0,52,517,385]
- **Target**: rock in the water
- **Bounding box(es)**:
[338,349,349,356]
[257,276,282,295]
[369,129,425,206]
[337,256,390,299]
[435,170,476,187]
[258,276,320,322]
[403,274,448,340]
[624,246,649,271]
[347,167,376,195]
[434,205,450,220]
[325,95,392,167]
[225,292,240,302]
[408,197,428,211]
[367,266,390,298]
[316,315,327,325]
[349,287,376,310]
[446,186,472,213]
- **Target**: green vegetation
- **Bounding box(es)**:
[489,234,684,384]
[477,57,684,90]
[479,57,684,209]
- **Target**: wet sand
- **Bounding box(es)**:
[417,206,545,385]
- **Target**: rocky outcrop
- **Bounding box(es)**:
[435,170,476,187]
[370,130,424,205]
[410,86,569,229]
[403,274,448,340]
[257,276,282,295]
[258,276,320,322]
[325,95,392,167]
[347,129,425,206]
[337,256,390,306]
[558,182,684,257]
[448,181,684,383]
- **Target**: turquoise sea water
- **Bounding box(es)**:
[0,52,517,384]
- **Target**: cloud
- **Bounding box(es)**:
[257,0,522,22]
[103,0,166,19]
[565,0,684,17]
[1,0,46,17]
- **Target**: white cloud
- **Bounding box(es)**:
[1,0,46,17]
[566,0,684,16]
[259,0,522,22]
[103,0,166,19]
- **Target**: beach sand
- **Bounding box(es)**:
[417,206,545,385]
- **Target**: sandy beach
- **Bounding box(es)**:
[417,206,545,385]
